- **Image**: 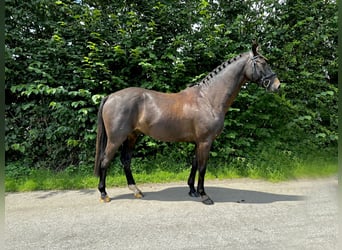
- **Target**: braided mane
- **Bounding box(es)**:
[190,54,244,87]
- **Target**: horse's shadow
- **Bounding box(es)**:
[111,186,305,204]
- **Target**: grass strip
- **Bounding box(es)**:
[5,153,337,192]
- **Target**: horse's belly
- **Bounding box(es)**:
[137,121,194,142]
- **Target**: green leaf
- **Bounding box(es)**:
[210,151,218,157]
[92,94,105,105]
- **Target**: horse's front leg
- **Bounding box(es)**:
[196,141,214,205]
[188,146,199,197]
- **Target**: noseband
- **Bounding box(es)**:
[260,72,277,88]
[251,56,277,89]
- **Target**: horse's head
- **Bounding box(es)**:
[246,42,281,92]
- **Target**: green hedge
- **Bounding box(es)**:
[5,0,337,172]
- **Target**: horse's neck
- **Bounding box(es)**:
[200,55,249,113]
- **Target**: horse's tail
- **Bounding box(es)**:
[94,96,109,177]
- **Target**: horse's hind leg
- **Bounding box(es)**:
[120,133,143,198]
[98,142,120,202]
[98,167,110,202]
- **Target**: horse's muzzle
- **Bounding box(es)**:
[268,77,281,92]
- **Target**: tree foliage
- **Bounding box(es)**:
[5,0,337,171]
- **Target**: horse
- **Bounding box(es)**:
[94,42,280,205]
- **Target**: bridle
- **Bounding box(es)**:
[251,55,277,89]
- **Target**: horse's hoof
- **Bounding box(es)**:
[201,195,214,205]
[128,185,144,198]
[134,191,144,199]
[100,195,111,203]
[188,190,200,198]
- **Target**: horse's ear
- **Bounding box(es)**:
[252,41,259,56]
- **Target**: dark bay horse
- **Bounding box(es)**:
[94,43,280,205]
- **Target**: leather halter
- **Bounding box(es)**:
[251,56,277,89]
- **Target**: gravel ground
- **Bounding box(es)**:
[5,177,338,250]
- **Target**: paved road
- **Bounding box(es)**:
[5,177,338,250]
